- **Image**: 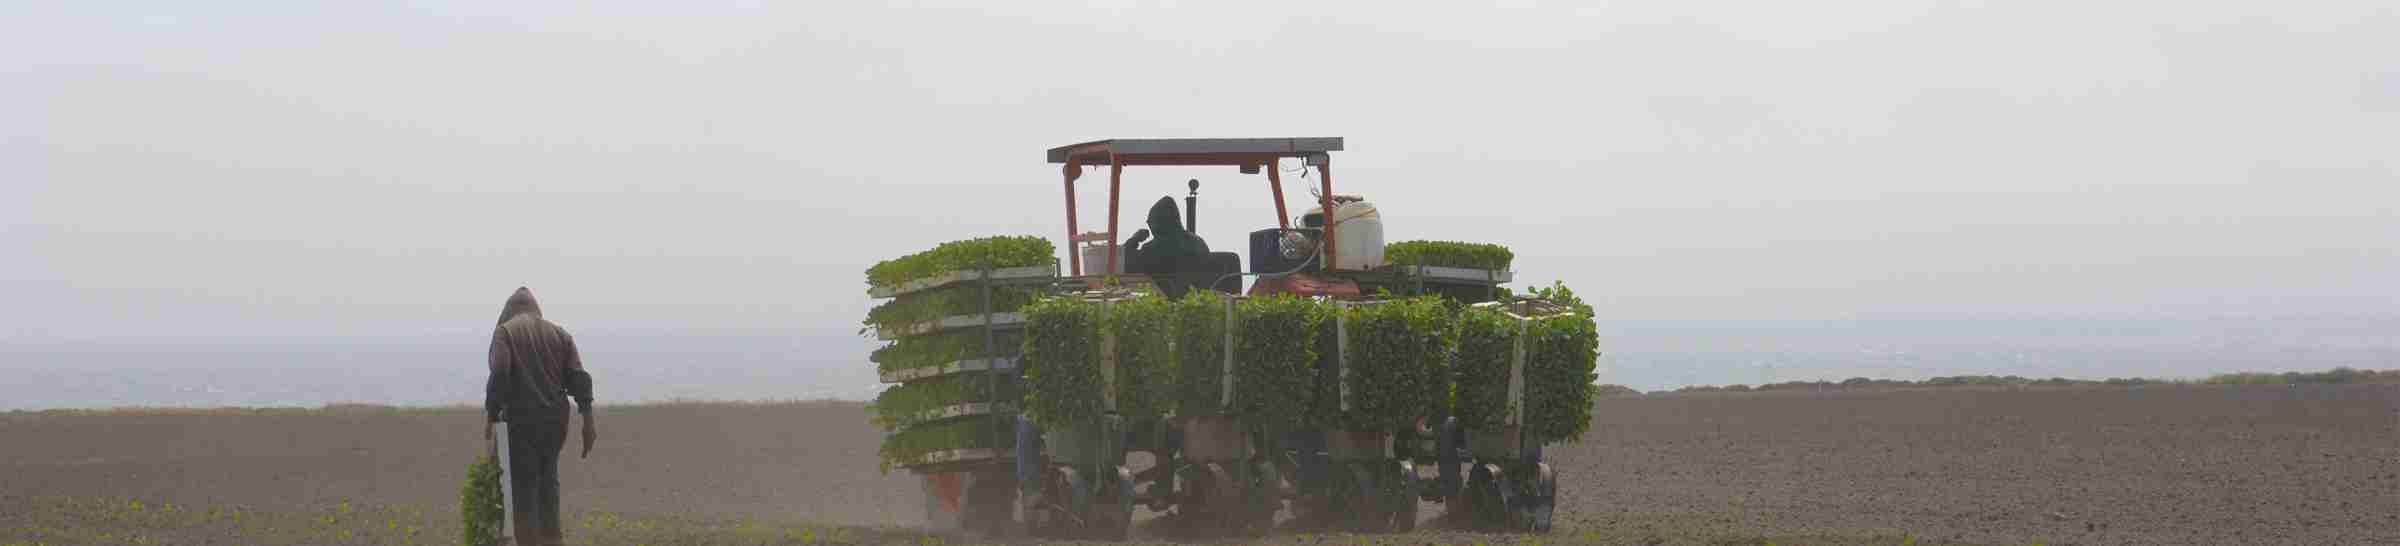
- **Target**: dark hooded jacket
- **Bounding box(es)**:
[486,287,593,423]
[1129,196,1208,274]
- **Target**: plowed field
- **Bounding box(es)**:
[4,385,2392,545]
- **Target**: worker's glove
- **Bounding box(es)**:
[1125,229,1151,247]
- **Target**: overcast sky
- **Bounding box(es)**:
[7,1,2396,343]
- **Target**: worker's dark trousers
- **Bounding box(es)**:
[507,419,568,546]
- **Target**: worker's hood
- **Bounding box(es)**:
[498,287,542,326]
[1140,196,1209,257]
[1146,196,1186,236]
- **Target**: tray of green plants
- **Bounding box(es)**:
[1385,240,1514,270]
[1324,296,1453,432]
[874,312,1027,340]
[862,284,1040,335]
[866,236,1057,297]
[878,415,1016,473]
[867,374,1023,431]
[871,329,1023,376]
[1384,240,1515,284]
[878,357,1018,384]
[1452,282,1600,444]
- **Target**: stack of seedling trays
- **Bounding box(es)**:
[862,236,1057,532]
[1380,241,1515,304]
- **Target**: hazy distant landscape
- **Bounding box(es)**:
[5,316,2389,411]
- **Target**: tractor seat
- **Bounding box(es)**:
[1153,252,1243,299]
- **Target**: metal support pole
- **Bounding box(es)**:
[1318,163,1336,270]
[1220,297,1236,410]
[1508,316,1528,427]
[1105,159,1124,276]
[1101,302,1118,413]
[981,266,998,449]
[1265,159,1290,229]
[1487,269,1499,303]
[1336,304,1350,411]
[1064,164,1082,277]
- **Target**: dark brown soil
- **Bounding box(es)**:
[3,384,2393,545]
[0,402,922,527]
[1567,384,2400,545]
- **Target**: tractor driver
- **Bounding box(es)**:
[1121,196,1209,277]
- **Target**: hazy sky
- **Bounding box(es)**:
[7,1,2397,343]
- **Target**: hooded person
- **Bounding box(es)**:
[485,287,596,546]
[1123,196,1209,275]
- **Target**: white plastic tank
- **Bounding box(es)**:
[1323,200,1384,270]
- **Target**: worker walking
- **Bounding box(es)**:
[485,287,597,546]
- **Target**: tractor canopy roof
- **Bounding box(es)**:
[1047,137,1343,166]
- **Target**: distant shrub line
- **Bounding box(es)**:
[1665,366,2399,394]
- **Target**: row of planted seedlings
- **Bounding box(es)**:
[1013,280,1599,536]
[861,236,1058,534]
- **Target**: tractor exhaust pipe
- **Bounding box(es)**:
[1185,179,1200,231]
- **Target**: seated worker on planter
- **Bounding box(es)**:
[1120,196,1222,298]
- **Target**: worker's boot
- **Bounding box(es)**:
[508,511,538,546]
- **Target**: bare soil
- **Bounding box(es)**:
[1569,384,2399,545]
[3,385,2393,545]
